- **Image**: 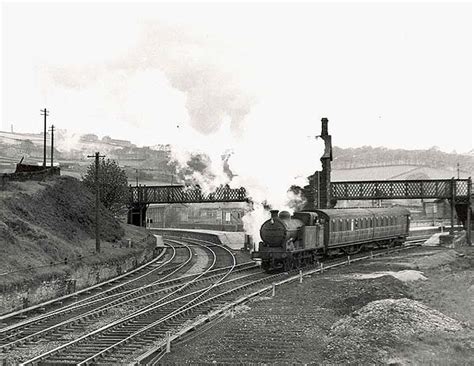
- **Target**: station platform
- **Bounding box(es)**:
[150,228,246,250]
[410,224,463,237]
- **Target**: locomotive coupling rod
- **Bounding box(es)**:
[299,270,303,283]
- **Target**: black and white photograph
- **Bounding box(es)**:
[0,1,472,364]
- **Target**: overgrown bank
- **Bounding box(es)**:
[0,176,155,314]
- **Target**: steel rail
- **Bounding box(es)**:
[20,237,237,365]
[137,241,428,364]
[18,236,429,364]
[0,243,173,335]
[0,236,167,325]
[0,240,192,351]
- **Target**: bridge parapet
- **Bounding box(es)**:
[331,179,470,201]
[129,184,248,205]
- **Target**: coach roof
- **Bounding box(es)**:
[308,207,410,220]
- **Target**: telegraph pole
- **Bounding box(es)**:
[87,152,105,253]
[49,125,55,168]
[40,108,49,167]
[467,177,472,245]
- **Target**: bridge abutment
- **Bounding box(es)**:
[127,204,147,227]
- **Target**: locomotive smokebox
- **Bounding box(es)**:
[270,210,279,219]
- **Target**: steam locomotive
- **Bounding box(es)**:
[252,207,410,272]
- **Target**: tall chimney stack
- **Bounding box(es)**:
[303,117,333,210]
[321,117,328,136]
[319,118,333,208]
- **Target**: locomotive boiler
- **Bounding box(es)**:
[252,207,410,272]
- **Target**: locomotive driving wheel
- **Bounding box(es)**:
[283,258,293,272]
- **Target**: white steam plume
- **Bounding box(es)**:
[37,19,326,243]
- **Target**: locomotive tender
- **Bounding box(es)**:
[252,207,410,272]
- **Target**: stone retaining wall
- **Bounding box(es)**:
[0,238,156,315]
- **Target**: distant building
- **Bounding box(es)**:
[79,134,99,142]
[102,136,133,148]
[422,199,452,220]
[147,202,249,231]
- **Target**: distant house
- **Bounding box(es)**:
[79,134,99,143]
[102,136,133,148]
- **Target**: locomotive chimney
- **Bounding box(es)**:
[270,210,279,219]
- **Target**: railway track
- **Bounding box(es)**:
[1,234,429,364]
[136,235,431,365]
[0,238,175,328]
[1,236,255,364]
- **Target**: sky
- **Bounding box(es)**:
[1,1,472,153]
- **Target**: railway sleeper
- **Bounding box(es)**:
[47,355,89,361]
[41,360,78,365]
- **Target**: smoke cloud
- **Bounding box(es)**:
[31,15,327,242]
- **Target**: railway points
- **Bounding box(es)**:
[159,241,472,365]
[0,236,256,364]
[1,231,432,365]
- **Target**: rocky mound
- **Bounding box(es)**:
[411,249,460,269]
[324,298,463,364]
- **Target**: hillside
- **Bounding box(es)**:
[0,176,151,287]
[332,146,473,176]
[332,165,470,181]
[1,129,472,183]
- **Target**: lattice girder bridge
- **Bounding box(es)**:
[127,179,471,238]
[331,179,471,202]
[127,184,249,226]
